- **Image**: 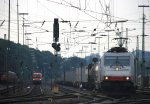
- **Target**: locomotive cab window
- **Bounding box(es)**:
[33,74,42,78]
[104,56,130,66]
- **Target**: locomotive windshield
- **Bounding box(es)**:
[33,74,41,78]
[104,56,130,66]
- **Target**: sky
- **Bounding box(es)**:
[0,0,150,58]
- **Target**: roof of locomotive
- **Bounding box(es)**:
[33,72,42,75]
[107,47,128,53]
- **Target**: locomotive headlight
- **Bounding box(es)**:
[126,77,130,80]
[116,67,119,71]
[95,66,99,71]
[105,76,108,80]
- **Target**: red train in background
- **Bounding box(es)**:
[32,72,43,84]
[0,71,17,84]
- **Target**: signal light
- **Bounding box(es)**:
[53,18,59,42]
[92,58,98,62]
[52,43,61,51]
[88,63,93,69]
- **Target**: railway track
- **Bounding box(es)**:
[0,86,16,95]
[59,85,116,104]
[0,85,44,103]
[1,84,150,104]
[0,82,33,97]
[104,89,150,104]
[59,85,150,104]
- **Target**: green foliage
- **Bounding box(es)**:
[0,39,86,81]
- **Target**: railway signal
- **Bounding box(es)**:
[52,43,61,52]
[53,18,59,42]
[52,18,61,52]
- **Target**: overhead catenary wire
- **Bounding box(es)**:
[37,0,64,21]
[47,0,132,22]
[0,0,150,55]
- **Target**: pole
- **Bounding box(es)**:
[23,15,24,45]
[18,13,28,45]
[85,47,86,58]
[6,0,11,94]
[24,25,30,45]
[64,62,65,82]
[16,0,19,94]
[96,37,102,55]
[50,63,53,90]
[98,38,100,54]
[105,29,114,50]
[125,28,128,49]
[81,46,83,58]
[17,0,19,45]
[108,31,109,50]
[136,35,139,84]
[18,12,28,89]
[8,0,10,41]
[91,43,92,54]
[138,5,149,87]
[4,34,6,40]
[80,62,83,84]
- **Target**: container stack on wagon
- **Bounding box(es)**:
[60,61,101,90]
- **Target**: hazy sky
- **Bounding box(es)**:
[0,0,150,57]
